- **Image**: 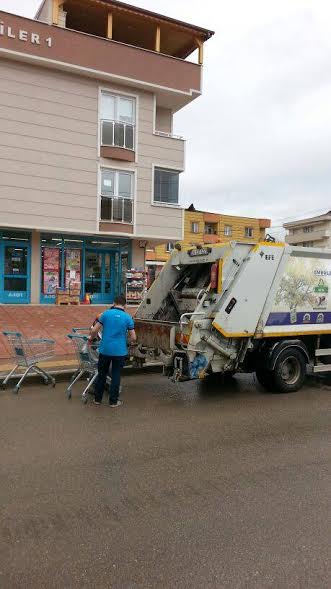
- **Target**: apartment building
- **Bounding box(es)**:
[284,211,331,249]
[0,0,213,304]
[146,204,271,281]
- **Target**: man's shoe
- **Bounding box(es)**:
[109,400,123,408]
[93,400,101,406]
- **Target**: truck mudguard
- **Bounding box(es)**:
[268,339,310,371]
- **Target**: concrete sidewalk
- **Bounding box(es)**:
[0,358,78,378]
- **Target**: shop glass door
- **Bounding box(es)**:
[2,242,30,303]
[84,250,114,303]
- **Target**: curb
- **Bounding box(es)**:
[0,362,163,387]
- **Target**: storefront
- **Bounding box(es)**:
[0,230,31,304]
[40,234,131,304]
[0,229,133,305]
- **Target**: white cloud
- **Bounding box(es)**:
[1,0,330,227]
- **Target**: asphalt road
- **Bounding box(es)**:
[0,371,330,589]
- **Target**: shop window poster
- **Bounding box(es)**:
[65,249,81,288]
[43,248,60,295]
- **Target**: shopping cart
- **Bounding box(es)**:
[68,327,99,385]
[70,328,91,377]
[1,331,56,393]
[66,334,109,404]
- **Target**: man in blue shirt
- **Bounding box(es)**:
[89,295,136,407]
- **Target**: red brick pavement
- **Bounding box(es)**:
[0,305,136,362]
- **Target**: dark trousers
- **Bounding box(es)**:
[95,353,125,404]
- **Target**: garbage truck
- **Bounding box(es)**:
[133,239,331,392]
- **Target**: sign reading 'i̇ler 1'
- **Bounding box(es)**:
[0,20,52,47]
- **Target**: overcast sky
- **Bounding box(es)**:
[1,0,330,233]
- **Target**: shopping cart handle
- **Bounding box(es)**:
[3,331,22,336]
[29,338,55,344]
[67,334,89,341]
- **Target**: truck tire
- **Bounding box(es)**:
[255,366,274,391]
[272,348,306,393]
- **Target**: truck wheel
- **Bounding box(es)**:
[255,367,274,391]
[272,348,306,393]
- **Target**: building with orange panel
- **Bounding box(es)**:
[146,204,271,283]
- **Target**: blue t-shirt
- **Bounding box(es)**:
[99,308,135,357]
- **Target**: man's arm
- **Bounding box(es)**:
[89,320,102,341]
[128,329,137,344]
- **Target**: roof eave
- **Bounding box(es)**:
[78,0,215,39]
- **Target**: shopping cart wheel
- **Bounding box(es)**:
[82,395,88,405]
[66,388,72,400]
[13,385,19,394]
[51,379,56,388]
[1,382,6,390]
[43,378,49,385]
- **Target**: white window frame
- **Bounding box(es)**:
[100,91,136,125]
[224,225,232,237]
[166,242,175,253]
[99,166,135,225]
[98,87,138,157]
[191,222,199,234]
[303,225,314,233]
[245,227,254,238]
[152,164,182,208]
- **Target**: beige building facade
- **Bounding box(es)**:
[0,0,213,304]
[284,211,331,249]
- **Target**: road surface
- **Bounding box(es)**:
[0,372,330,588]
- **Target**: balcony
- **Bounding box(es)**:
[203,233,219,244]
[31,0,213,111]
[154,130,184,140]
[0,9,207,111]
[101,119,135,149]
[259,218,271,230]
[56,0,213,64]
[101,196,133,225]
[100,119,135,161]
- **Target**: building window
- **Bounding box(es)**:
[154,168,179,205]
[224,225,232,237]
[191,222,199,234]
[100,92,136,150]
[245,227,253,238]
[100,168,134,224]
[302,241,314,247]
[205,223,218,235]
[303,226,314,233]
[166,242,175,252]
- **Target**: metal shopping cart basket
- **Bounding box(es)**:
[1,331,56,393]
[66,334,108,404]
[69,328,93,384]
